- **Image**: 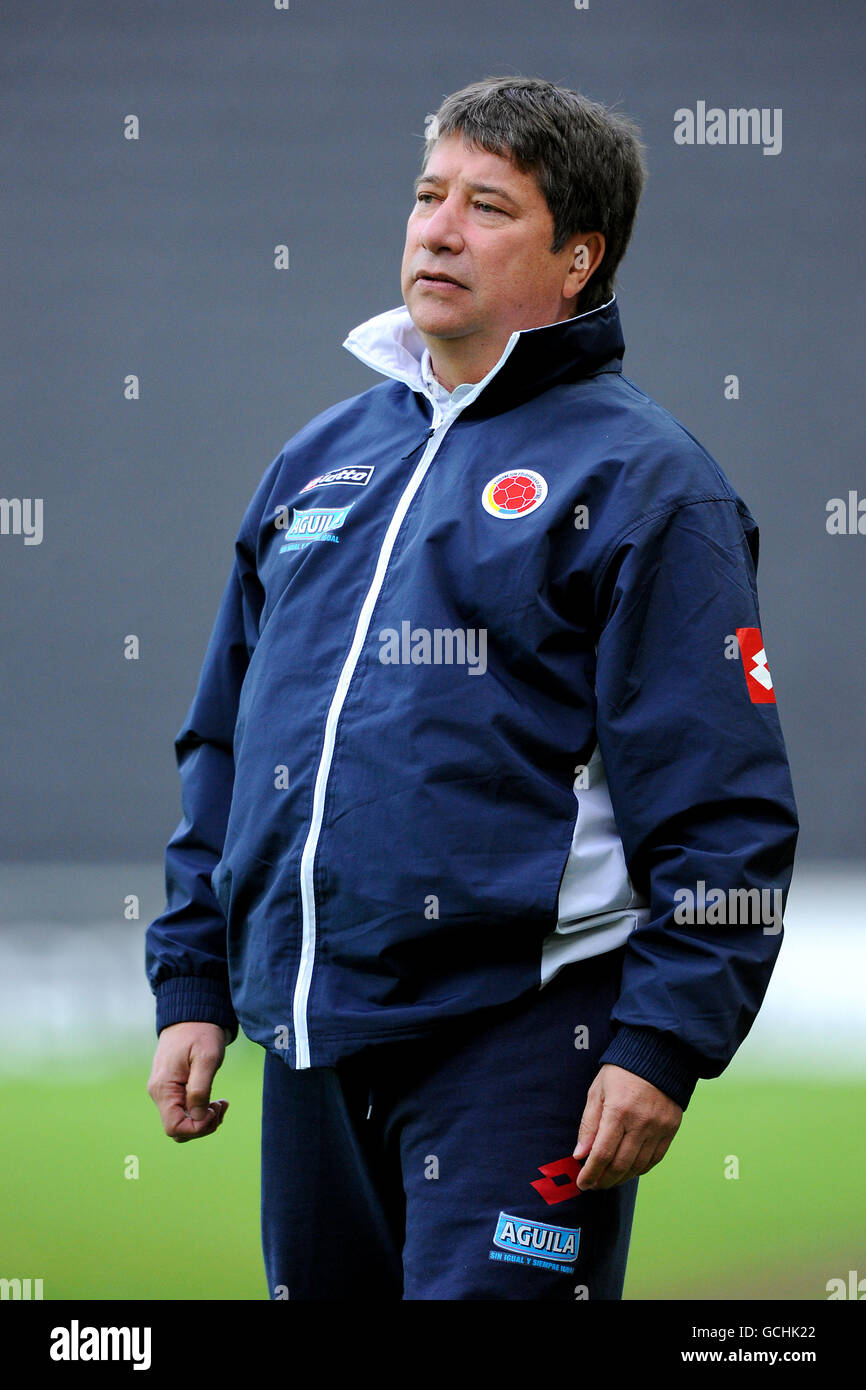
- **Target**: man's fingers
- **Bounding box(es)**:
[575,1108,625,1190]
[185,1050,223,1120]
[147,1023,230,1142]
[148,1076,227,1140]
[171,1099,230,1144]
[605,1128,678,1187]
[577,1116,681,1190]
[601,1132,660,1189]
[645,1130,676,1173]
[573,1081,604,1159]
[573,1065,684,1189]
[157,1096,191,1137]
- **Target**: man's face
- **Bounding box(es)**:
[401,133,582,359]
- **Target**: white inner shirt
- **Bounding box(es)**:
[420,348,476,413]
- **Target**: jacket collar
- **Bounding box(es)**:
[343,294,625,417]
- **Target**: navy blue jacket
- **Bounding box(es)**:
[145,296,799,1110]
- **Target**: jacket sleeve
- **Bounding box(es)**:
[591,497,799,1110]
[144,456,281,1041]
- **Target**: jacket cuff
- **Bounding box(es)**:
[154,976,239,1044]
[599,1025,700,1111]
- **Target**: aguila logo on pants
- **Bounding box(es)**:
[493,1212,580,1262]
[482,469,548,517]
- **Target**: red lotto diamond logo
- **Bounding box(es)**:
[530,1156,583,1205]
[482,469,548,518]
[736,627,776,704]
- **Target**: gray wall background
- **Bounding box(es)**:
[1,0,863,864]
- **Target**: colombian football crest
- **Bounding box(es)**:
[482,470,548,518]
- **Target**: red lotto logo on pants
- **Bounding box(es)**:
[531,1156,583,1205]
[736,627,776,704]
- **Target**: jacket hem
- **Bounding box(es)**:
[598,1024,701,1111]
[154,977,239,1043]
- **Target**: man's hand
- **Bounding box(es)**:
[147,1021,230,1143]
[573,1063,682,1191]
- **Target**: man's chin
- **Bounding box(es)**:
[403,299,474,341]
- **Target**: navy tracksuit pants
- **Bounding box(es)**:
[260,945,638,1300]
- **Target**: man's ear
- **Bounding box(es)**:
[563,232,606,302]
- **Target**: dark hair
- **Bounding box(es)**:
[423,76,647,313]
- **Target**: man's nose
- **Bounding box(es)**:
[419,197,464,254]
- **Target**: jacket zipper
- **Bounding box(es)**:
[292,329,523,1068]
[291,413,452,1067]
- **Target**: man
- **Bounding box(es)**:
[146,77,798,1300]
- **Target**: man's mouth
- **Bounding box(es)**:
[415,270,468,289]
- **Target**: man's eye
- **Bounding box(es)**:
[416,192,437,204]
[475,202,503,215]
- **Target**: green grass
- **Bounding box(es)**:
[0,1035,266,1300]
[1,1036,862,1300]
[623,1073,866,1300]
